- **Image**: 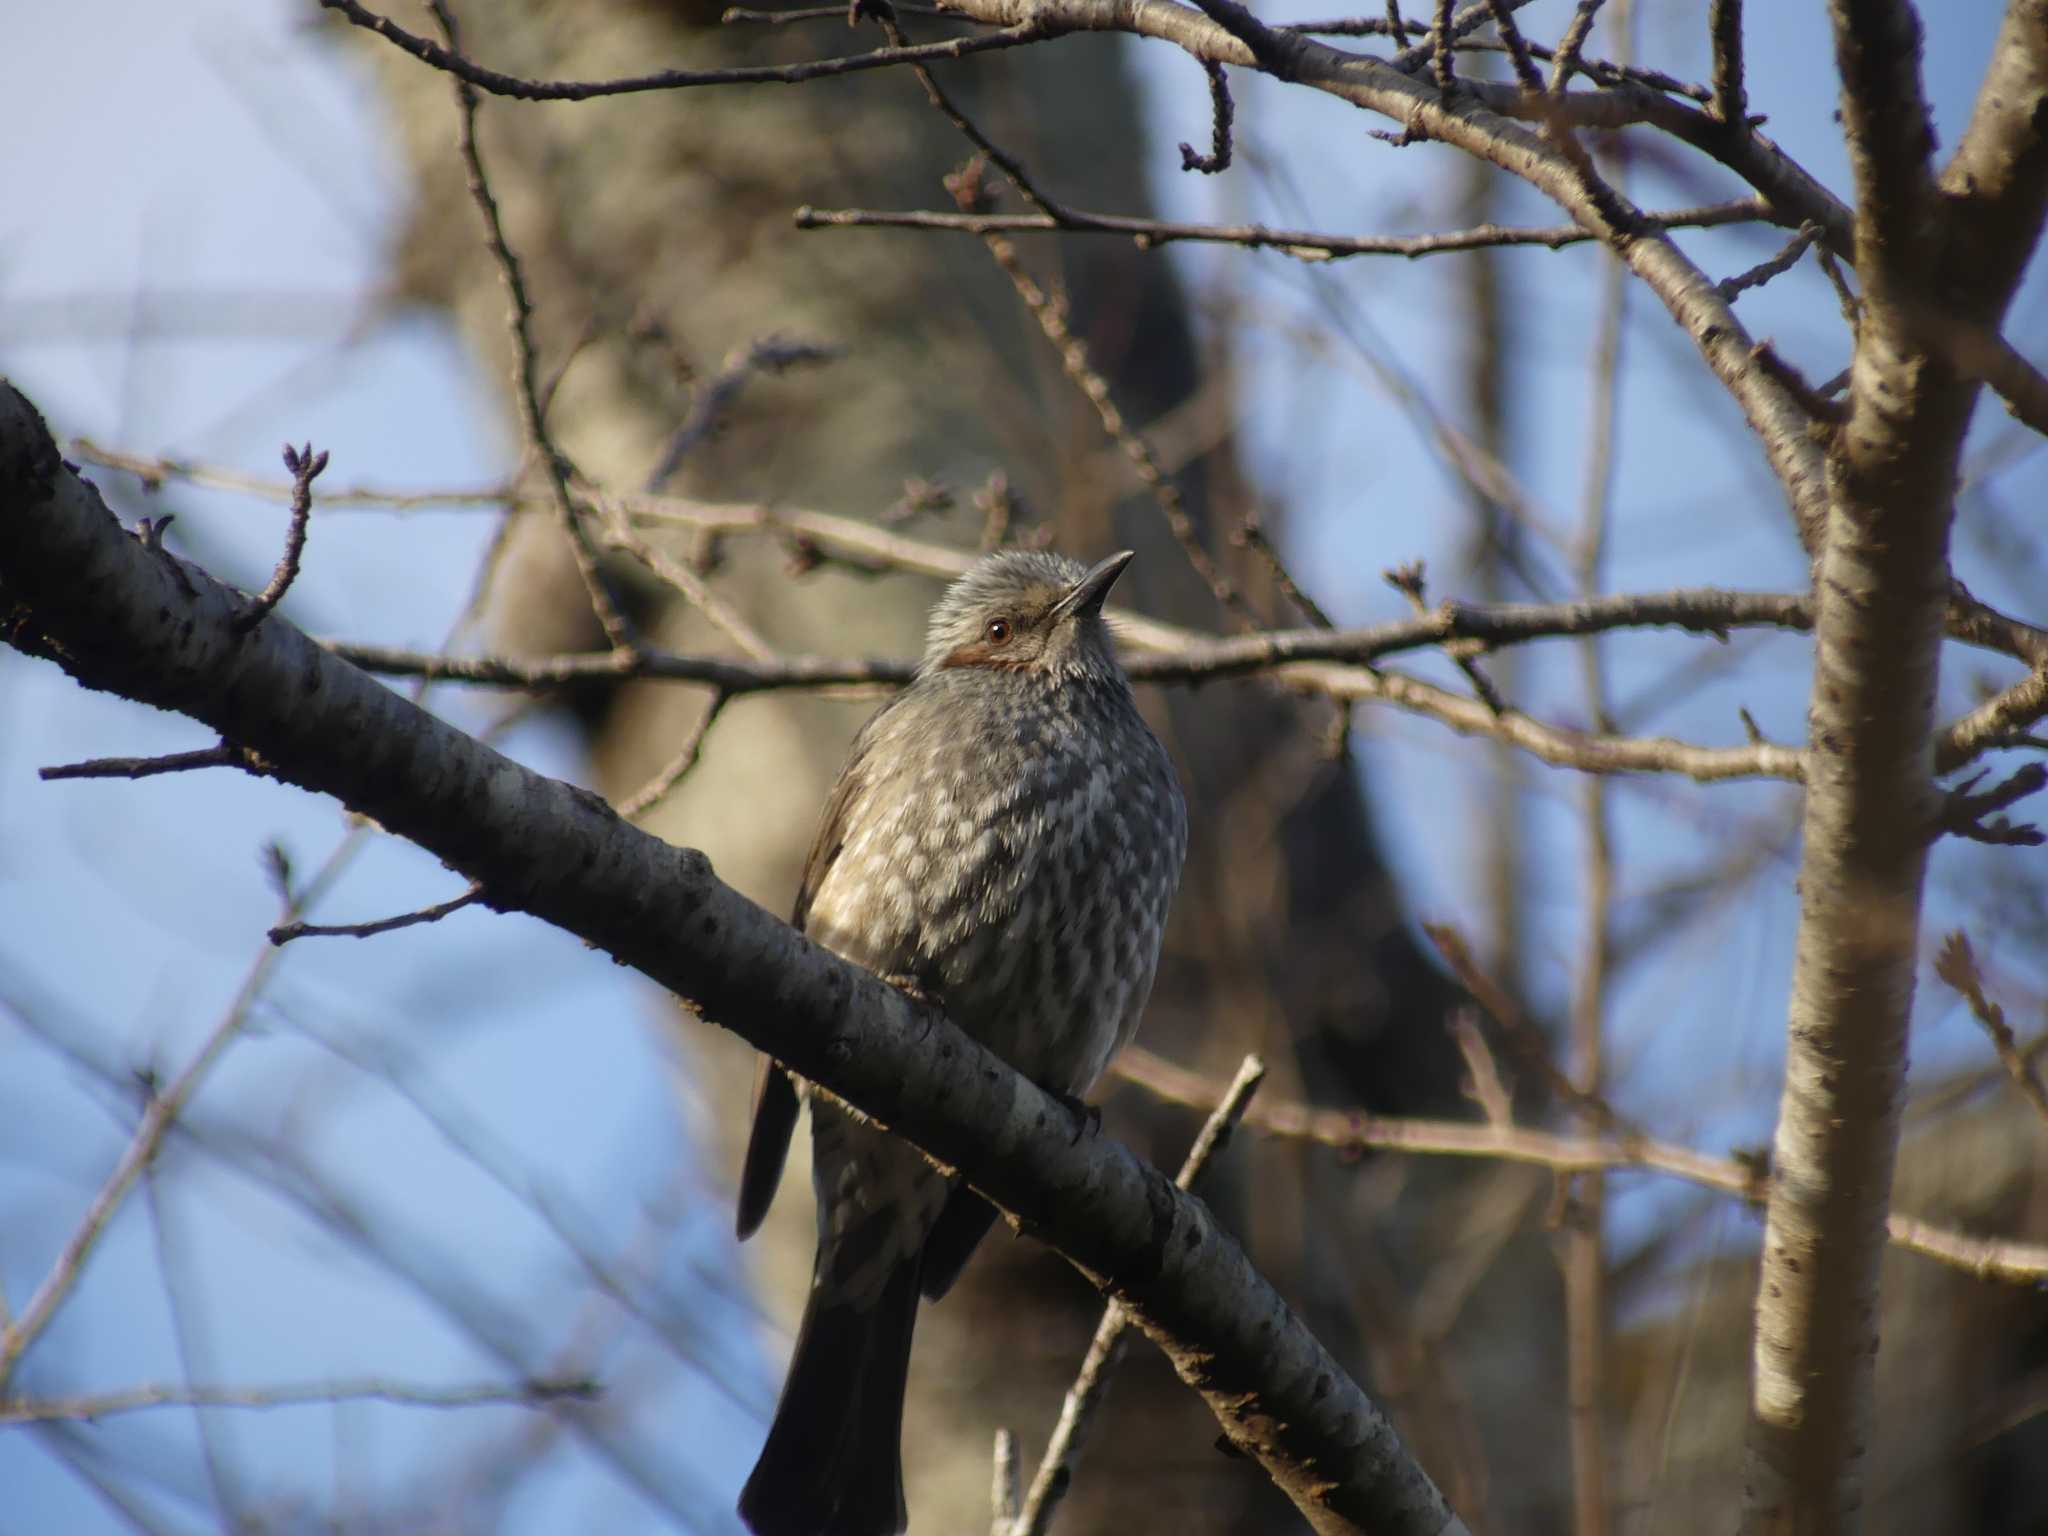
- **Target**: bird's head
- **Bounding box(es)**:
[920,549,1135,685]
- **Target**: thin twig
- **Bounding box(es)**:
[1933,762,2048,846]
[1178,60,1235,174]
[1715,221,1819,302]
[644,335,841,491]
[1387,561,1508,715]
[428,0,635,652]
[1708,0,1746,125]
[795,197,1773,262]
[0,836,366,1390]
[948,168,1256,630]
[1933,933,2048,1133]
[1563,77,1629,1525]
[1234,507,1333,628]
[1547,0,1607,93]
[991,1427,1021,1534]
[1109,1047,2048,1284]
[235,442,324,632]
[873,13,1060,216]
[724,1,966,21]
[40,744,253,782]
[599,516,777,660]
[0,1375,599,1425]
[323,0,1052,99]
[1424,922,1634,1136]
[1011,1055,1266,1536]
[616,690,729,819]
[1431,0,1457,87]
[267,883,487,945]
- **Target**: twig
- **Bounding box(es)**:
[1708,0,1746,125]
[1386,561,1508,715]
[863,7,1246,631]
[644,335,841,491]
[872,13,1060,216]
[991,1427,1021,1534]
[1933,933,2048,1133]
[0,836,365,1390]
[616,690,729,819]
[1563,105,1629,1528]
[0,1375,598,1425]
[1108,1047,2048,1284]
[1394,0,1542,73]
[1450,1009,1512,1126]
[1010,1055,1266,1536]
[599,516,777,660]
[1484,0,1545,93]
[1939,665,2048,772]
[1429,0,1458,87]
[234,442,324,631]
[1423,922,1633,1136]
[1547,0,1606,93]
[40,744,253,781]
[1715,221,1819,302]
[724,1,966,21]
[322,0,1052,99]
[267,883,487,945]
[428,0,635,652]
[1178,60,1235,174]
[948,167,1256,630]
[1234,507,1333,628]
[794,197,1773,262]
[1933,762,2048,846]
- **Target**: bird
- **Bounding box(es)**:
[734,547,1187,1536]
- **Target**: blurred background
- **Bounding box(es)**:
[3,1,2045,1531]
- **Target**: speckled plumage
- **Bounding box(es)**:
[736,550,1186,1536]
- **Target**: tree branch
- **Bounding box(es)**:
[0,382,1466,1536]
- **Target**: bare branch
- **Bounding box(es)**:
[267,883,487,945]
[795,197,1776,262]
[319,0,1053,98]
[1177,59,1236,173]
[0,1376,599,1426]
[40,743,254,782]
[616,691,728,820]
[1933,933,2048,1133]
[1714,221,1820,302]
[1012,1055,1267,1536]
[429,0,634,651]
[234,441,323,631]
[0,829,363,1390]
[1110,1048,2048,1285]
[644,335,841,491]
[1708,0,1746,124]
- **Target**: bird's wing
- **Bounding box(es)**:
[735,708,893,1241]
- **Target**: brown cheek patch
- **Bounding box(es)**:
[939,641,1035,671]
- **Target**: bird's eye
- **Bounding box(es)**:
[984,617,1012,644]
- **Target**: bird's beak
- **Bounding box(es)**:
[1052,550,1135,621]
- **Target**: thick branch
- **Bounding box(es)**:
[0,384,1465,1536]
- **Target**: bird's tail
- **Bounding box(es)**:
[738,1259,921,1536]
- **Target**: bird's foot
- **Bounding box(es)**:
[1052,1089,1102,1143]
